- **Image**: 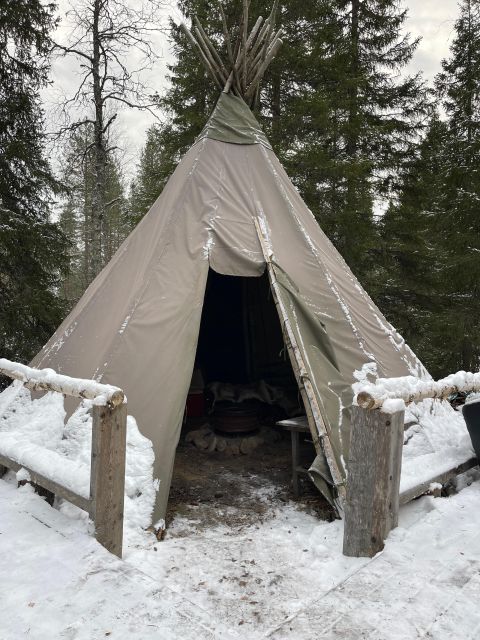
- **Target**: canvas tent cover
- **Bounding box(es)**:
[32,94,427,521]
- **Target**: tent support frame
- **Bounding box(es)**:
[253,217,346,513]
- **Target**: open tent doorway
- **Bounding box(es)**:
[166,269,333,528]
[197,269,294,389]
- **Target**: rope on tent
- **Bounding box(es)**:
[179,0,283,107]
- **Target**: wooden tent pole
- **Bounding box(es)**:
[242,0,249,91]
[253,217,346,512]
[193,26,228,84]
[180,23,223,90]
[248,18,271,62]
[194,17,230,83]
[217,2,237,94]
[217,1,235,66]
[258,0,278,66]
[184,1,282,102]
[246,16,264,53]
[245,37,282,98]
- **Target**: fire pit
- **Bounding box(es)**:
[184,381,295,455]
[185,421,281,456]
[211,400,260,435]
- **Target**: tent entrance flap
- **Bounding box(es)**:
[166,267,339,521]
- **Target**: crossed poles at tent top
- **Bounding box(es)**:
[180,0,283,108]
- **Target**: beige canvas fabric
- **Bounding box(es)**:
[32,94,427,521]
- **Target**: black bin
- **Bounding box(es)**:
[462,400,480,460]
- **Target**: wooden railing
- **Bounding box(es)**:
[0,359,127,558]
[343,372,479,558]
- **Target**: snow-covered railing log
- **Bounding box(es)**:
[0,359,127,558]
[399,456,478,506]
[0,452,91,513]
[356,370,480,411]
[0,358,124,407]
[344,370,480,558]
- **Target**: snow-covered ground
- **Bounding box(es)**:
[2,467,480,639]
[1,384,479,638]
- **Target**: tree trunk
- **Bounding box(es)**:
[82,142,91,289]
[347,0,360,159]
[344,0,362,261]
[465,0,474,162]
[90,0,107,279]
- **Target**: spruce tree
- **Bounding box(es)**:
[377,114,450,377]
[59,125,129,308]
[434,0,480,373]
[0,0,69,364]
[314,0,428,280]
[129,125,173,225]
[378,0,480,377]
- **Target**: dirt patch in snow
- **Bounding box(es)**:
[166,421,334,532]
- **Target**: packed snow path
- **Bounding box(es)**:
[2,473,480,639]
[0,480,238,640]
[267,489,480,639]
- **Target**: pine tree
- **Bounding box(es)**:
[0,0,69,364]
[104,158,129,261]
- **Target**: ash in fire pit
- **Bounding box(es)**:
[185,423,281,456]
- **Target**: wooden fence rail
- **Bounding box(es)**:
[343,373,480,558]
[0,359,127,558]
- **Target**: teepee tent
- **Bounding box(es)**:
[32,2,427,521]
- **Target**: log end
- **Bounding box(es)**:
[356,391,376,410]
[108,390,125,408]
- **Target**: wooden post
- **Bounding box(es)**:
[343,405,404,557]
[90,401,127,558]
[291,430,299,498]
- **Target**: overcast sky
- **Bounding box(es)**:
[46,1,460,178]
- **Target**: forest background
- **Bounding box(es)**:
[1,0,479,380]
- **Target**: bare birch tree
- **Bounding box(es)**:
[54,0,167,281]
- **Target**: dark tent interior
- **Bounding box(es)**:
[166,269,330,527]
[195,269,295,389]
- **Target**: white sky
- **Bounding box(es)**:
[405,1,458,79]
[45,0,460,179]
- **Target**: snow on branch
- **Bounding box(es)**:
[355,370,480,411]
[0,358,124,407]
